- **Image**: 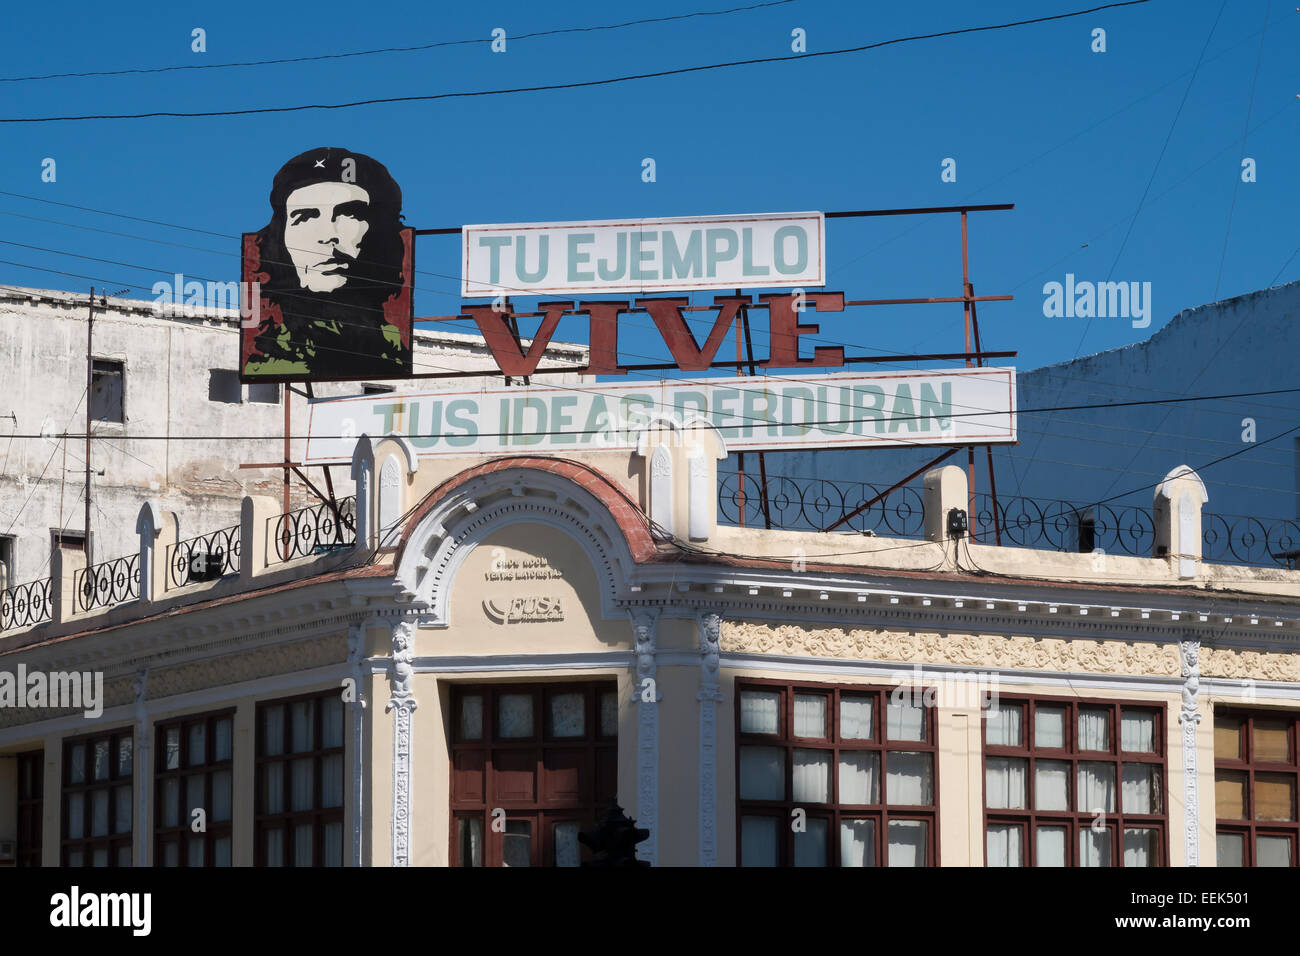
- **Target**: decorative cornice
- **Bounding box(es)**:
[697,610,724,867]
[1200,645,1300,682]
[142,634,348,702]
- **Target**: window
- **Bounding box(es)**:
[0,534,14,588]
[62,730,133,866]
[449,682,619,867]
[208,369,241,404]
[736,681,937,867]
[51,530,86,553]
[1215,709,1298,866]
[17,749,43,867]
[89,359,124,424]
[155,710,234,866]
[256,691,345,866]
[247,382,280,405]
[982,697,1166,867]
[362,383,395,395]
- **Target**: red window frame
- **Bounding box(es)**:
[154,708,235,867]
[61,729,134,867]
[1214,708,1299,866]
[16,749,43,867]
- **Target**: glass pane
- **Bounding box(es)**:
[793,695,826,738]
[67,849,84,868]
[263,762,284,814]
[188,723,206,766]
[1035,706,1067,749]
[264,827,284,867]
[502,821,531,867]
[67,792,84,839]
[290,700,315,752]
[294,823,313,866]
[740,816,779,867]
[186,775,204,824]
[554,821,581,867]
[92,847,108,868]
[793,817,827,867]
[263,705,285,756]
[886,696,925,741]
[1077,761,1116,814]
[600,690,618,737]
[118,736,133,776]
[1036,826,1067,867]
[187,838,204,867]
[986,823,1023,866]
[739,690,780,735]
[839,819,876,867]
[498,694,534,738]
[114,785,131,834]
[1079,827,1111,867]
[290,758,314,812]
[214,719,232,762]
[163,777,180,827]
[1120,711,1155,753]
[321,696,344,749]
[1257,834,1292,867]
[887,820,926,866]
[547,692,585,738]
[69,743,86,784]
[792,749,830,803]
[739,746,785,801]
[1254,719,1290,763]
[1078,707,1110,751]
[1255,773,1295,821]
[840,695,874,740]
[985,757,1027,810]
[837,751,879,805]
[93,739,110,780]
[1215,831,1244,867]
[985,703,1023,747]
[321,754,344,808]
[212,770,232,822]
[1214,716,1243,760]
[460,695,483,740]
[214,836,232,868]
[457,817,483,867]
[1035,760,1070,811]
[886,752,933,806]
[1122,763,1162,814]
[117,845,131,867]
[165,728,181,770]
[91,789,109,836]
[1123,827,1158,867]
[324,822,343,867]
[1214,770,1247,819]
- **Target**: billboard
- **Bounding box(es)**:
[462,212,825,297]
[304,368,1017,463]
[240,146,414,382]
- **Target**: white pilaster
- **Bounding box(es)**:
[697,610,724,867]
[629,609,660,865]
[386,619,417,867]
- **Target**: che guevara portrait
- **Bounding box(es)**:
[240,147,414,381]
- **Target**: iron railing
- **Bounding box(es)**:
[718,471,925,537]
[75,553,140,612]
[971,493,1155,557]
[271,496,357,563]
[0,577,54,631]
[1202,512,1300,569]
[168,523,241,589]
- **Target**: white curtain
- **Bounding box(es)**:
[840,695,874,740]
[1078,707,1110,751]
[214,836,232,868]
[1034,760,1070,811]
[188,723,206,765]
[186,774,204,823]
[1121,764,1159,814]
[67,793,84,839]
[163,778,180,827]
[91,790,109,837]
[1121,711,1155,752]
[324,822,344,867]
[886,752,933,805]
[118,737,133,776]
[69,743,86,783]
[263,762,284,814]
[1034,706,1067,748]
[792,749,830,803]
[92,847,108,867]
[212,770,232,822]
[986,824,1023,866]
[985,704,1022,747]
[840,819,876,867]
[1215,832,1244,867]
[739,746,784,800]
[291,699,315,752]
[263,705,284,756]
[290,758,314,812]
[985,757,1027,809]
[322,696,345,748]
[740,691,780,734]
[887,698,925,741]
[321,755,343,808]
[93,740,110,781]
[294,823,313,866]
[1256,834,1292,867]
[1079,827,1111,867]
[838,752,879,805]
[887,820,927,866]
[794,695,826,738]
[1077,761,1116,813]
[460,695,483,740]
[1123,828,1155,867]
[114,784,131,834]
[741,816,778,866]
[1036,826,1067,867]
[162,841,180,867]
[793,818,828,866]
[264,827,284,866]
[214,718,232,762]
[187,838,204,867]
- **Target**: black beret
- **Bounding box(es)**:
[268,147,402,217]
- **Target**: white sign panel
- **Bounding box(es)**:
[305,368,1016,463]
[461,212,825,297]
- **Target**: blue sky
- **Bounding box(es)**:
[0,0,1295,373]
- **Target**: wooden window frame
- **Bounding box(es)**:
[448,681,619,867]
[1214,707,1299,866]
[61,728,134,867]
[981,695,1168,867]
[16,749,43,868]
[254,690,346,867]
[735,678,940,867]
[154,708,236,867]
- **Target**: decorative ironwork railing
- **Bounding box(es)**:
[168,523,241,589]
[1202,512,1300,569]
[0,577,54,631]
[718,471,925,537]
[971,493,1155,557]
[75,553,140,612]
[271,496,357,563]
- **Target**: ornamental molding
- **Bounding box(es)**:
[697,610,724,867]
[1178,639,1202,867]
[0,673,135,729]
[144,634,348,702]
[630,608,660,867]
[1199,645,1300,682]
[386,619,417,867]
[721,621,1183,677]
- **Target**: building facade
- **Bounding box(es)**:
[2,426,1299,867]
